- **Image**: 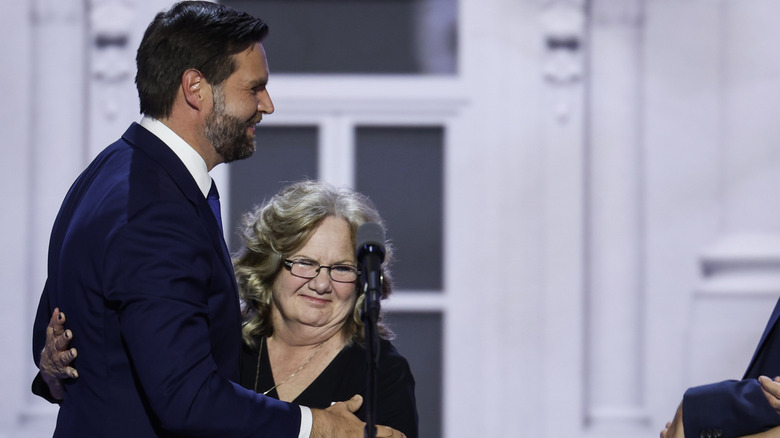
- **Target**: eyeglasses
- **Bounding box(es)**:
[283,259,360,283]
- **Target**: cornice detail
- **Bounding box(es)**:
[89,0,136,120]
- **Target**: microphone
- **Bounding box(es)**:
[356,222,386,301]
[356,222,385,438]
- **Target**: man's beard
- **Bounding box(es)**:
[204,86,258,164]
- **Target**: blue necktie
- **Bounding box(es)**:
[207,180,223,232]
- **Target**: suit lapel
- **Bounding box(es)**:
[743,297,780,377]
[121,123,237,286]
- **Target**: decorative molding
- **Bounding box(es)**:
[697,234,780,295]
[382,292,447,313]
[541,0,585,85]
[540,0,586,122]
[89,0,136,120]
[266,97,467,119]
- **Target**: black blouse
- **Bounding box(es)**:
[239,338,419,438]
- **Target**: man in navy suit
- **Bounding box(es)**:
[31,2,402,437]
[661,299,780,438]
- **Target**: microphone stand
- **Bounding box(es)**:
[356,223,385,438]
[359,246,383,438]
[362,286,380,438]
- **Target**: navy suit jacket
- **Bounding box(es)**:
[32,123,301,437]
[683,297,780,438]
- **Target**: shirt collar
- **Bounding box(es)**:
[139,116,212,198]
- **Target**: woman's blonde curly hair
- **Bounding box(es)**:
[232,180,394,348]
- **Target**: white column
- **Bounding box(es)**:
[454,0,554,436]
[0,0,37,435]
[540,1,588,436]
[28,0,88,286]
[686,0,780,392]
[17,0,87,434]
[87,0,140,157]
[585,0,648,430]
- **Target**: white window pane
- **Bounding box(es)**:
[355,126,444,291]
[228,126,319,251]
[384,311,443,438]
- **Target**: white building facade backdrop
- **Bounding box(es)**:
[2,0,780,437]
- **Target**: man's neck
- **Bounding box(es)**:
[157,117,221,171]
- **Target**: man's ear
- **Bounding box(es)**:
[181,69,208,110]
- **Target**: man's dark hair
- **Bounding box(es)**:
[135,1,269,119]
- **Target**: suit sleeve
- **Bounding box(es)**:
[683,379,780,438]
[31,372,59,404]
[104,200,300,437]
[32,280,51,367]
